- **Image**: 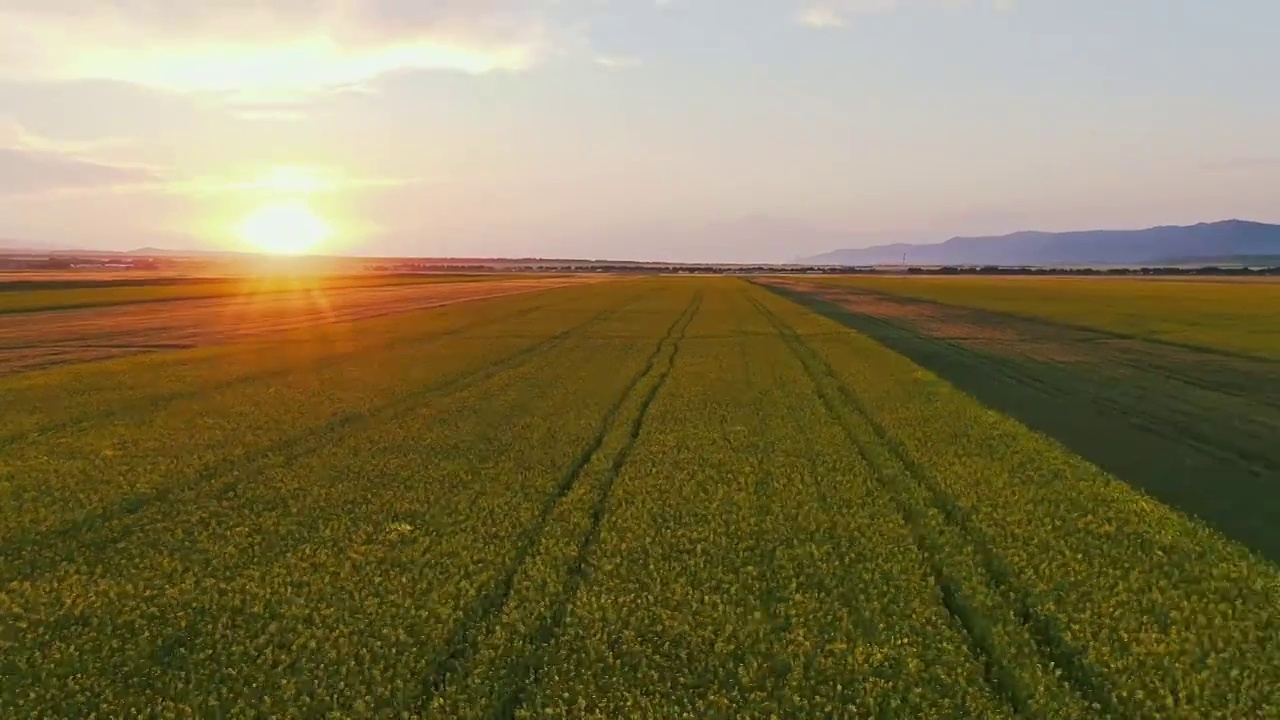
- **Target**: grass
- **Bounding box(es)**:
[2,277,1278,717]
[797,274,1280,359]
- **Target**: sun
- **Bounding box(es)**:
[236,200,332,255]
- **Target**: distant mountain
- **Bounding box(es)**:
[802,220,1280,267]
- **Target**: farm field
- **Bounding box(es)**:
[0,275,590,375]
[800,274,1280,359]
[763,276,1280,563]
[0,272,530,316]
[2,277,1279,717]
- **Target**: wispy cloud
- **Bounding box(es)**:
[0,120,157,196]
[799,7,850,28]
[0,2,566,101]
[0,118,135,157]
[595,55,643,69]
[0,121,418,198]
[797,0,1013,29]
[166,166,422,197]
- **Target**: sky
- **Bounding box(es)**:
[1,0,1278,262]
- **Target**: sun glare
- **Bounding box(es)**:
[236,201,332,255]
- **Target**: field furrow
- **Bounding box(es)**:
[1,281,678,715]
[520,280,1011,718]
[0,284,646,564]
[748,292,1097,718]
[423,291,702,719]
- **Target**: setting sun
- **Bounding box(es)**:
[236,201,332,255]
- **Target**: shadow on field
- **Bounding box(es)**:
[763,282,1280,564]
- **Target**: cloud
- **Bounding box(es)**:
[0,119,133,157]
[0,123,158,196]
[594,55,643,69]
[798,0,898,27]
[0,149,154,196]
[165,165,422,197]
[797,0,1013,28]
[0,2,566,100]
[799,7,850,28]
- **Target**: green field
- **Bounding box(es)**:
[805,275,1280,359]
[0,273,502,315]
[765,275,1280,564]
[2,277,1278,717]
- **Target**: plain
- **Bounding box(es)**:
[1,274,1278,718]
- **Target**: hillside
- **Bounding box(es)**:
[803,220,1280,266]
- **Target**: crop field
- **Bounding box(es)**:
[0,275,589,374]
[2,276,1279,717]
[800,274,1280,359]
[0,273,532,316]
[763,275,1280,563]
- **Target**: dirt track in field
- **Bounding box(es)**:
[0,277,594,374]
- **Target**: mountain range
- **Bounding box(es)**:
[801,220,1280,267]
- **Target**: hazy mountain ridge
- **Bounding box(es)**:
[803,220,1280,266]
